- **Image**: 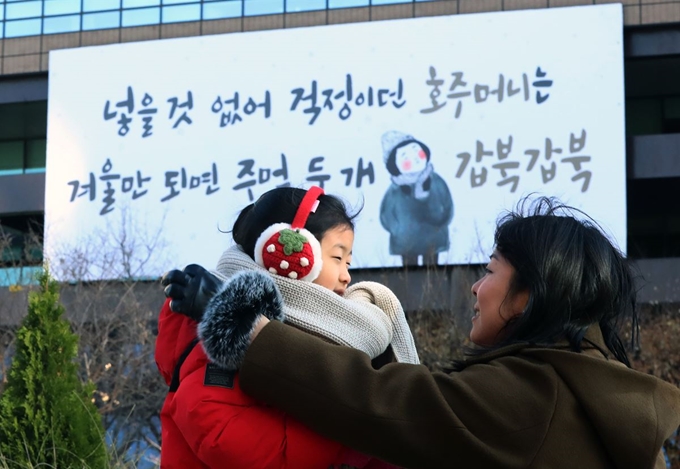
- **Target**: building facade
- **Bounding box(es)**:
[0,0,679,309]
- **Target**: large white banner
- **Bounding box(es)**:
[45,4,626,281]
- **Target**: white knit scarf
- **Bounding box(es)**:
[213,246,420,364]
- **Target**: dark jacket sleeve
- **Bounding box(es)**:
[240,322,559,469]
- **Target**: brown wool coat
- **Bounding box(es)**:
[240,322,680,469]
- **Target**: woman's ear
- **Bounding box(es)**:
[512,289,530,316]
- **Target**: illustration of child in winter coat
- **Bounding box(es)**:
[379,131,454,267]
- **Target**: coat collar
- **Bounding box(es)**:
[461,325,611,367]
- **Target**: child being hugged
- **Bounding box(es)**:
[156,186,419,469]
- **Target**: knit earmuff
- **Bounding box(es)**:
[253,186,324,282]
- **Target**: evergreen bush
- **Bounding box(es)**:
[0,270,108,468]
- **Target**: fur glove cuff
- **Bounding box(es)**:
[198,271,284,370]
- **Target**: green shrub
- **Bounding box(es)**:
[0,270,108,468]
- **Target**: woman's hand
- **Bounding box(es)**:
[251,316,271,342]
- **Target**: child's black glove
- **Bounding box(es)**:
[161,264,223,322]
[198,271,285,371]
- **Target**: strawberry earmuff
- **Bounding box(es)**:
[254,186,324,282]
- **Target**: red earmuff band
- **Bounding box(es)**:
[291,186,324,229]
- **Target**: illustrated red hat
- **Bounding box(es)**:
[254,186,324,282]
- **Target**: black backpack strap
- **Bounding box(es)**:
[169,337,200,393]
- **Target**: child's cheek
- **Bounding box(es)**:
[418,150,426,159]
[402,160,412,171]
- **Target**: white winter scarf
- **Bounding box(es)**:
[390,162,434,200]
[213,246,420,364]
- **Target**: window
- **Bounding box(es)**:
[372,0,409,5]
[626,99,662,137]
[202,1,242,20]
[83,11,121,30]
[244,0,283,16]
[0,139,46,175]
[123,0,161,8]
[5,18,41,36]
[627,178,680,258]
[286,0,325,13]
[328,0,368,9]
[163,0,200,5]
[0,215,44,272]
[122,6,160,26]
[43,14,80,34]
[162,3,200,23]
[44,0,82,16]
[662,97,680,133]
[83,0,121,12]
[0,141,24,176]
[25,139,46,173]
[5,1,42,20]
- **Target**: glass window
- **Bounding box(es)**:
[84,0,121,12]
[6,1,42,20]
[663,97,680,133]
[162,3,200,22]
[627,178,680,258]
[83,11,121,30]
[626,99,662,137]
[665,97,680,117]
[286,0,325,12]
[1,248,23,264]
[0,215,44,271]
[244,0,283,16]
[0,266,43,286]
[5,18,41,37]
[202,1,241,19]
[328,0,368,8]
[123,0,160,7]
[0,141,25,175]
[44,0,82,16]
[43,14,81,34]
[372,0,409,5]
[25,139,46,172]
[163,0,200,4]
[122,6,160,26]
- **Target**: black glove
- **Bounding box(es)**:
[161,264,223,322]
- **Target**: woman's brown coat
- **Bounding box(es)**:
[240,323,680,469]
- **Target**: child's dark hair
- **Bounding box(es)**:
[457,196,639,369]
[385,140,431,176]
[232,187,361,260]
